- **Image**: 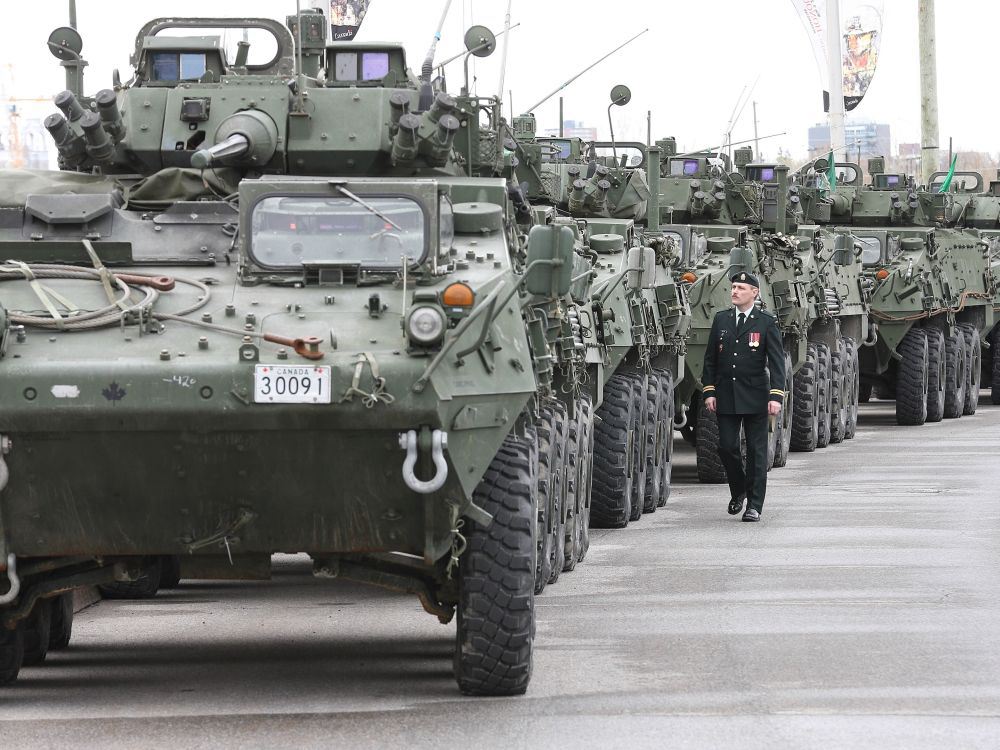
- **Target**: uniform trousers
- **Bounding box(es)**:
[717,412,769,514]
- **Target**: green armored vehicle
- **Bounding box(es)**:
[0,14,614,695]
[648,144,864,482]
[795,157,997,424]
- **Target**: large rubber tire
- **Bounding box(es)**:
[455,433,535,696]
[562,398,582,574]
[625,374,648,523]
[546,402,568,586]
[829,338,849,444]
[695,404,728,484]
[896,328,930,425]
[159,556,182,589]
[958,324,981,415]
[943,328,967,419]
[0,621,24,687]
[22,600,52,667]
[843,338,860,440]
[48,592,74,651]
[591,374,636,528]
[99,557,163,600]
[641,375,661,514]
[575,394,594,563]
[925,328,946,423]
[772,350,794,468]
[992,327,1000,406]
[655,370,675,507]
[815,342,833,448]
[790,342,820,452]
[533,406,558,594]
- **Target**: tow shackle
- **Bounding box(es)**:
[398,429,449,494]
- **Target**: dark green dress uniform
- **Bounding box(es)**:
[702,297,786,515]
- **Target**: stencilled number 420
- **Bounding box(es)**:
[164,375,197,388]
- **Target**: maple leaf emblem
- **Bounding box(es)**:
[102,382,127,402]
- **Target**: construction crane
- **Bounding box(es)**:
[0,63,52,169]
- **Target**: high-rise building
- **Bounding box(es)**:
[808,119,891,160]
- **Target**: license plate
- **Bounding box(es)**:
[253,365,332,404]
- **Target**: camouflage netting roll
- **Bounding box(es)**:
[125,167,241,209]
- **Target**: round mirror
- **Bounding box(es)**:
[47,26,83,60]
[610,84,631,106]
[464,25,496,58]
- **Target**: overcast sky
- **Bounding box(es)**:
[2,0,998,161]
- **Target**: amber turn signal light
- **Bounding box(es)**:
[680,272,697,284]
[441,282,475,308]
[875,269,890,281]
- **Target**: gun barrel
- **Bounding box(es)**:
[191,133,250,169]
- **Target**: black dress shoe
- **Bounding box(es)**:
[728,494,746,515]
[742,509,760,522]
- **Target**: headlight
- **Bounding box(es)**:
[407,305,446,345]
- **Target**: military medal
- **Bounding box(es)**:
[749,332,760,348]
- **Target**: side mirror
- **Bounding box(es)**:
[464,25,496,58]
[610,84,631,106]
[525,224,576,297]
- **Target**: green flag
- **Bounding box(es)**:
[827,150,836,193]
[937,154,958,193]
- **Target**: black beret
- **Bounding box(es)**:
[731,270,759,288]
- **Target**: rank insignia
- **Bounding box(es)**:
[749,332,760,348]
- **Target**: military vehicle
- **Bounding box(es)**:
[646,143,865,482]
[0,12,658,696]
[795,157,998,425]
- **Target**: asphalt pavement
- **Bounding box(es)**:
[2,396,1000,749]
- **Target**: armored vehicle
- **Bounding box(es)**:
[0,14,630,696]
[795,157,997,425]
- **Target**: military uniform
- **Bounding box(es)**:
[702,293,786,517]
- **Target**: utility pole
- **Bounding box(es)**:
[918,0,939,186]
[825,0,846,158]
[752,100,760,159]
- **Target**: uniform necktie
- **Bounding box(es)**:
[738,312,746,328]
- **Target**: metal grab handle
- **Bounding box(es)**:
[398,429,449,494]
[0,554,20,605]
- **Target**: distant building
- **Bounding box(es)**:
[543,120,598,141]
[808,119,890,160]
[0,106,56,170]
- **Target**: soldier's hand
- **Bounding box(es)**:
[705,397,717,413]
[767,400,782,416]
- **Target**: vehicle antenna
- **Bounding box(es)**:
[672,131,787,160]
[496,0,514,115]
[523,28,648,113]
[418,0,455,110]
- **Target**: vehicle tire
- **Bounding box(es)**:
[22,599,52,667]
[159,556,182,589]
[992,327,1000,406]
[576,394,594,563]
[943,328,967,419]
[546,401,568,586]
[591,374,636,527]
[455,433,535,696]
[99,557,163,600]
[925,328,946,422]
[958,324,981,415]
[829,338,849,443]
[896,328,930,425]
[641,374,661,514]
[655,370,675,507]
[790,342,820,452]
[843,338,860,440]
[48,592,74,651]
[533,406,557,594]
[772,350,794,467]
[815,342,833,448]
[562,398,582,574]
[625,374,647,522]
[0,620,24,686]
[695,404,728,484]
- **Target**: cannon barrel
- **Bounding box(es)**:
[191,133,250,169]
[191,110,278,169]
